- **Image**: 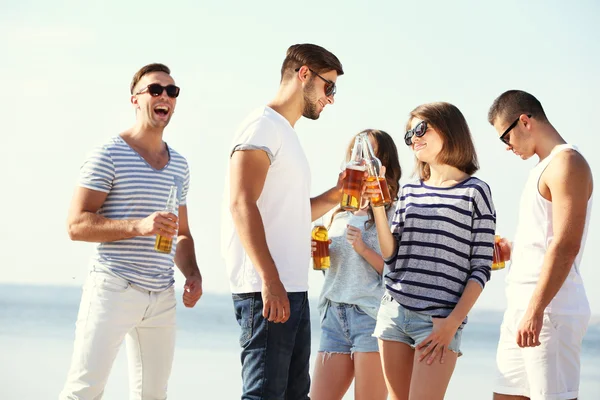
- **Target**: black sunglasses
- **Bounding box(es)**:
[499,114,531,145]
[295,67,337,97]
[404,121,428,146]
[136,83,180,98]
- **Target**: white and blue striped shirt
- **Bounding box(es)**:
[78,136,190,291]
[385,177,495,324]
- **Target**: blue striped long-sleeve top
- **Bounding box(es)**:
[384,177,495,324]
[78,136,190,291]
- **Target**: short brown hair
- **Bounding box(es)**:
[488,90,548,125]
[280,43,344,81]
[406,102,479,180]
[130,63,171,94]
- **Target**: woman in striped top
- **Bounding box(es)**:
[368,102,496,400]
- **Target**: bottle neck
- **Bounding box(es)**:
[165,186,178,212]
[361,133,381,176]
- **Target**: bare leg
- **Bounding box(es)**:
[408,346,458,400]
[379,339,414,400]
[354,352,387,400]
[309,352,354,400]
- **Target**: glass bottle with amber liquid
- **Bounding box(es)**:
[312,219,330,270]
[361,132,391,207]
[340,135,367,211]
[492,235,508,271]
[154,185,178,253]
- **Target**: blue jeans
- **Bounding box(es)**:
[232,291,311,400]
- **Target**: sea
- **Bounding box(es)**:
[1,284,598,399]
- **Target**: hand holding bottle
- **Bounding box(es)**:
[311,222,331,270]
[363,166,387,207]
[340,135,367,211]
[492,236,512,270]
[362,134,391,207]
[136,211,179,237]
[154,185,179,253]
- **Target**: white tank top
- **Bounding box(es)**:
[506,144,592,315]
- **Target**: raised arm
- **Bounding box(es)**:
[310,170,345,221]
[372,206,397,260]
[364,176,399,259]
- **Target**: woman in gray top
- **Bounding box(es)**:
[310,129,402,400]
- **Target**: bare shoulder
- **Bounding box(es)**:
[548,149,592,181]
[542,149,593,200]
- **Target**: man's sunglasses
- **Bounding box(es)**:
[295,67,337,97]
[499,114,531,145]
[404,121,428,146]
[136,83,180,98]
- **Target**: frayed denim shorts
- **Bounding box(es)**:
[373,293,463,355]
[318,299,380,355]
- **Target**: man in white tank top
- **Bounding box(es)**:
[487,90,594,400]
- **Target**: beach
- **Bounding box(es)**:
[1,284,599,399]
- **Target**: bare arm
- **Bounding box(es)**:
[372,206,396,259]
[516,150,593,347]
[357,246,385,275]
[310,170,345,221]
[67,187,177,242]
[528,151,593,314]
[174,205,201,280]
[447,280,484,326]
[416,280,485,364]
[345,225,385,275]
[229,150,289,323]
[175,205,203,308]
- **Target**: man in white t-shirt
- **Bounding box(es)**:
[488,90,594,400]
[221,43,344,399]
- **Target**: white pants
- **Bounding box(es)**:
[59,269,177,400]
[494,308,590,400]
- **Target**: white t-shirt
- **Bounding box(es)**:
[221,106,312,293]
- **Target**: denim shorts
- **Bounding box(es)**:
[319,300,379,354]
[373,293,463,355]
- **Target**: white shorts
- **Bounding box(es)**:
[494,308,590,400]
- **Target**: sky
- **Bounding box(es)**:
[1,0,599,313]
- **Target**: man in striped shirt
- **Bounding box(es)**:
[60,63,202,400]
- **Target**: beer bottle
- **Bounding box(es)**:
[340,135,367,211]
[362,133,391,207]
[154,185,178,253]
[491,235,506,270]
[312,219,330,270]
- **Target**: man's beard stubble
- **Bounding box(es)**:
[302,78,320,120]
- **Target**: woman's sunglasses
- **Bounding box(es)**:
[136,83,180,98]
[404,121,428,146]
